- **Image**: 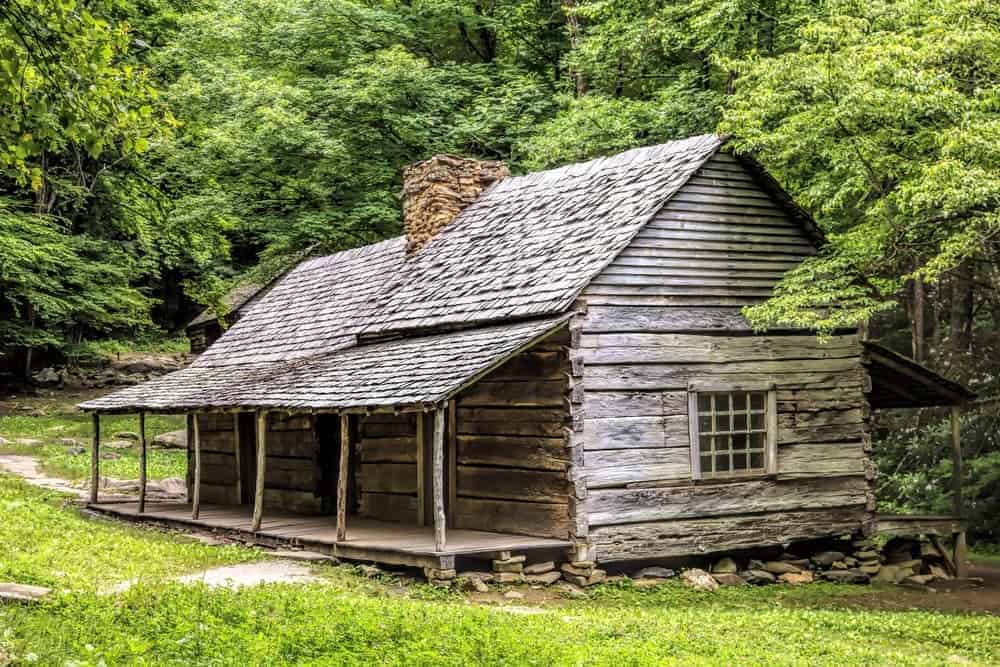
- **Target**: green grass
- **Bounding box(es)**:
[0,475,259,592]
[68,336,190,362]
[0,403,186,480]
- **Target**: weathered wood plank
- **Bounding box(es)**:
[583,415,688,450]
[583,362,863,392]
[360,492,418,522]
[458,380,566,407]
[585,448,690,488]
[433,406,446,551]
[192,413,201,519]
[360,463,417,495]
[359,437,417,463]
[264,431,315,458]
[635,227,811,246]
[337,414,349,541]
[584,284,776,298]
[361,418,416,439]
[252,410,266,531]
[579,334,859,364]
[583,305,751,333]
[456,435,569,471]
[264,456,315,492]
[583,390,687,419]
[590,508,867,562]
[457,407,566,437]
[626,237,814,255]
[778,442,867,478]
[453,497,571,539]
[590,274,782,289]
[457,466,569,503]
[582,294,772,307]
[484,351,565,380]
[586,476,869,526]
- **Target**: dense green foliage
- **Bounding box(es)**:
[0,475,997,665]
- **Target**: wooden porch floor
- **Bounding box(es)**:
[875,513,964,536]
[87,501,572,569]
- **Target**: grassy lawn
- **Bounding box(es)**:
[0,395,187,480]
[0,474,997,666]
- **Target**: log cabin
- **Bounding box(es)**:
[80,135,974,580]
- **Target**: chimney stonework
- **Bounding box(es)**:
[402,154,509,253]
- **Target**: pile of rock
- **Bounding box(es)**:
[690,535,959,589]
[31,354,189,389]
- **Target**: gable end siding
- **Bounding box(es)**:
[576,153,874,563]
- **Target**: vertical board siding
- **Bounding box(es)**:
[578,152,872,561]
[453,337,574,539]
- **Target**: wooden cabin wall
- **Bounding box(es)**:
[452,331,575,539]
[577,151,874,563]
[194,413,239,504]
[264,413,322,513]
[357,412,418,522]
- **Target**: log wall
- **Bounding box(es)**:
[577,151,874,562]
[452,330,575,539]
[194,413,238,505]
[357,412,419,522]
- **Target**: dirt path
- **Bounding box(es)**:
[831,561,1000,615]
[108,561,325,593]
[0,454,87,497]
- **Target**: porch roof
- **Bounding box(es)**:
[863,342,975,409]
[80,314,570,414]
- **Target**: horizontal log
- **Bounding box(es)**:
[457,434,568,471]
[359,463,417,495]
[359,437,417,463]
[267,415,312,432]
[584,284,776,298]
[583,361,863,392]
[590,508,867,562]
[643,219,800,236]
[458,380,566,407]
[199,482,238,505]
[483,350,566,381]
[457,466,569,503]
[582,390,687,419]
[586,476,869,526]
[579,334,859,365]
[360,418,416,439]
[627,236,814,256]
[202,463,237,485]
[635,227,811,247]
[776,388,866,412]
[585,448,690,488]
[778,442,867,478]
[452,497,571,539]
[264,456,315,492]
[360,492,417,522]
[582,305,752,333]
[583,415,688,450]
[679,183,776,200]
[196,414,234,432]
[610,253,801,271]
[656,208,795,227]
[590,274,783,289]
[457,407,566,437]
[581,294,771,308]
[265,431,316,458]
[262,488,322,514]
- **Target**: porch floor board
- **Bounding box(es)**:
[87,501,571,567]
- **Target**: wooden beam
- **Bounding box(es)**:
[337,414,350,541]
[192,413,201,519]
[233,413,241,503]
[433,405,446,552]
[138,412,147,514]
[90,413,100,504]
[951,406,968,577]
[447,399,457,528]
[416,412,425,526]
[251,410,267,532]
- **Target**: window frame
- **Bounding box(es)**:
[687,382,778,480]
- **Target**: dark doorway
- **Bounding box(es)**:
[315,415,345,515]
[237,413,257,505]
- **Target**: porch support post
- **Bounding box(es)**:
[432,405,446,552]
[232,413,241,503]
[336,414,350,541]
[89,412,100,504]
[192,412,201,520]
[251,410,267,531]
[138,412,147,514]
[416,412,425,525]
[951,405,968,577]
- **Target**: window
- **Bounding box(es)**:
[688,385,777,479]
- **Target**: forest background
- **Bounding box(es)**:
[1,0,998,543]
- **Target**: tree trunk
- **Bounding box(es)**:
[949,261,974,354]
[562,0,587,96]
[912,275,925,362]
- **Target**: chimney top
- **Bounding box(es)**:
[401,154,509,254]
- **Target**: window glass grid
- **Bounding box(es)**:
[696,391,768,477]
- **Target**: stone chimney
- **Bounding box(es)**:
[402,154,509,254]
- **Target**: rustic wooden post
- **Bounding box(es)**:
[89,412,100,504]
[251,410,267,531]
[232,413,241,503]
[138,412,147,514]
[192,413,202,519]
[416,411,426,525]
[447,399,457,528]
[432,405,446,552]
[336,414,350,541]
[951,405,968,577]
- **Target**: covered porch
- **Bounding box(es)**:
[863,342,977,576]
[80,315,579,574]
[86,501,572,570]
